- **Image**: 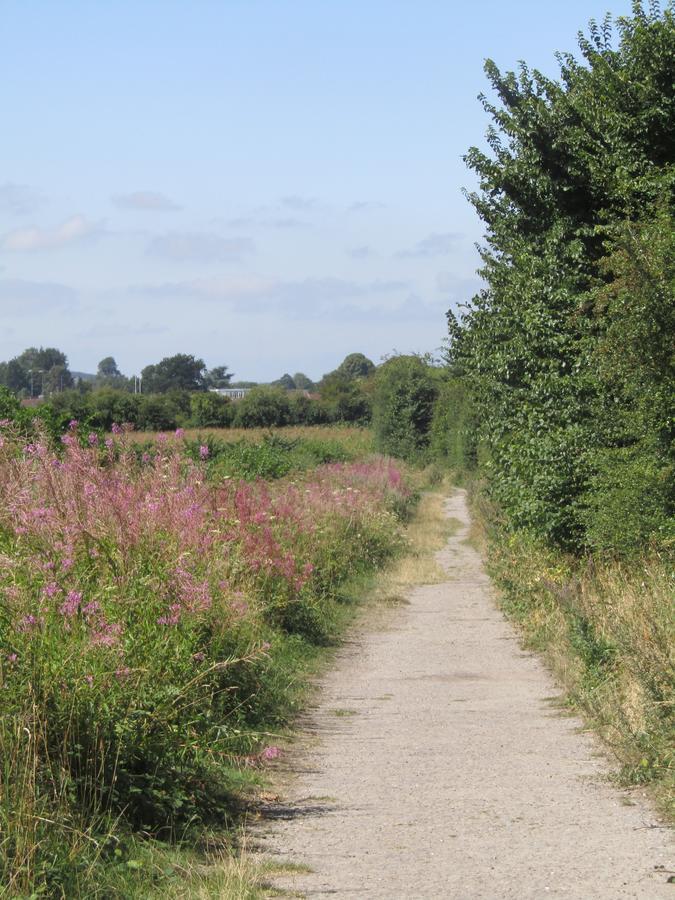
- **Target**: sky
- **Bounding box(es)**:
[1,0,634,382]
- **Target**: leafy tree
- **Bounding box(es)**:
[97,357,121,378]
[271,373,296,391]
[447,2,675,550]
[292,372,316,391]
[141,354,207,394]
[372,355,439,460]
[189,392,234,428]
[332,352,375,380]
[205,365,234,389]
[319,372,371,423]
[232,387,291,428]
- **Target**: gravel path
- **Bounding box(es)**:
[258,490,673,898]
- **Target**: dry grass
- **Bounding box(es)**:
[122,425,374,453]
[479,499,675,819]
[368,481,456,607]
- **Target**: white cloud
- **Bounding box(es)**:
[112,191,181,211]
[0,183,44,215]
[396,232,463,259]
[147,232,255,263]
[1,215,103,252]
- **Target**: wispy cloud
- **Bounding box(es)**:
[1,215,104,252]
[347,200,385,213]
[348,245,376,260]
[147,232,255,263]
[112,191,181,211]
[396,232,462,259]
[280,195,319,212]
[132,274,408,317]
[0,278,78,314]
[0,183,45,216]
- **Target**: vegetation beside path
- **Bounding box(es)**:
[0,424,414,897]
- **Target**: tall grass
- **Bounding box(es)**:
[472,488,674,817]
[0,423,409,895]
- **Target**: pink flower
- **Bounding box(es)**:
[88,433,98,446]
[85,674,94,686]
[262,746,280,760]
[59,590,82,618]
[7,653,18,663]
[68,419,79,430]
[111,423,123,435]
[43,581,60,598]
[199,445,209,460]
[175,428,185,438]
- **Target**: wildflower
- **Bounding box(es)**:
[88,433,98,446]
[68,419,79,430]
[85,674,94,686]
[59,590,82,618]
[43,582,60,598]
[262,746,280,760]
[104,438,114,450]
[18,614,39,632]
[111,423,123,435]
[199,445,209,460]
[114,666,131,680]
[175,427,185,438]
[7,653,18,664]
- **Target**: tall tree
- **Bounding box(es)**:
[141,354,207,393]
[449,2,675,550]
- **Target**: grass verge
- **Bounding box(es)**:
[468,483,674,821]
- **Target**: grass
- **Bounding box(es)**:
[124,473,457,899]
[468,483,675,820]
[124,425,374,454]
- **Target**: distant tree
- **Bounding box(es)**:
[97,357,122,378]
[233,387,291,427]
[141,354,207,393]
[319,372,371,423]
[189,392,234,427]
[205,365,234,389]
[3,359,30,394]
[13,347,73,396]
[292,372,316,391]
[372,355,439,460]
[271,373,296,391]
[43,364,74,395]
[334,352,375,380]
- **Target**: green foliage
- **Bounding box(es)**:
[446,3,675,553]
[141,354,208,393]
[372,355,439,461]
[429,377,478,472]
[233,387,291,427]
[319,372,371,423]
[333,352,375,380]
[189,391,234,428]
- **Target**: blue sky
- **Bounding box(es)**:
[1,0,634,381]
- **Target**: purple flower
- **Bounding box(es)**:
[88,433,99,446]
[59,590,82,618]
[262,746,280,760]
[175,428,185,438]
[68,419,79,431]
[7,653,18,664]
[199,445,209,460]
[111,423,123,435]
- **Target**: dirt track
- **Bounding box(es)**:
[258,490,673,898]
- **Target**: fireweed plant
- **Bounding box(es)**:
[0,422,410,893]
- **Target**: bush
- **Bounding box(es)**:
[233,387,291,427]
[372,355,439,461]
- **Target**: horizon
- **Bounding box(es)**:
[2,0,634,381]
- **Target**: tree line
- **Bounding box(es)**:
[0,351,377,431]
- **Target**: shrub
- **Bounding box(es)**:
[372,355,439,461]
